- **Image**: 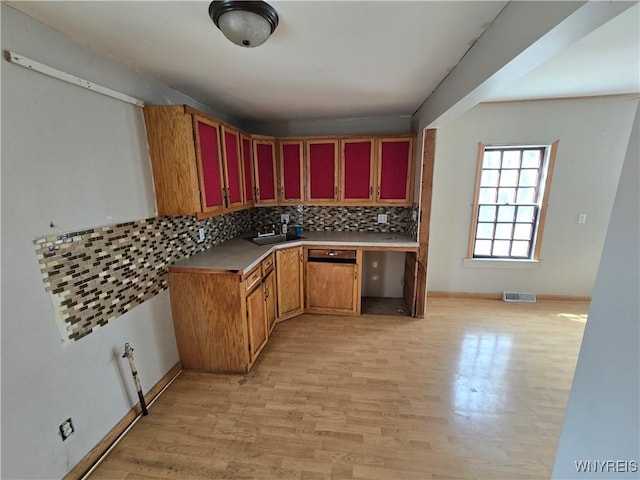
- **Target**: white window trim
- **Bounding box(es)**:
[463,258,542,269]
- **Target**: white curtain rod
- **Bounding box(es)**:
[7,51,145,107]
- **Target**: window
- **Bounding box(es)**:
[468,142,558,260]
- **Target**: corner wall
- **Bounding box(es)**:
[426,97,638,296]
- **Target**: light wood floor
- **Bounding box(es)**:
[90,298,588,480]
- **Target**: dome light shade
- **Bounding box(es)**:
[209,1,279,48]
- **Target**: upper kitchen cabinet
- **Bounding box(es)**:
[278,140,304,204]
[340,138,376,204]
[193,115,226,215]
[143,105,255,218]
[220,126,244,211]
[253,136,278,206]
[377,136,414,205]
[240,133,255,207]
[307,139,338,203]
[143,105,203,216]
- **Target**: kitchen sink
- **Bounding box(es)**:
[245,233,304,246]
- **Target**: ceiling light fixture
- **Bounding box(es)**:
[208,1,279,48]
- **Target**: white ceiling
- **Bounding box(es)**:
[6,1,640,123]
[484,2,640,103]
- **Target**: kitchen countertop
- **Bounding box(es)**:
[169,231,419,275]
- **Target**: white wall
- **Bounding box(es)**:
[552,104,639,479]
[0,5,236,478]
[246,115,411,138]
[427,97,638,296]
[361,251,405,298]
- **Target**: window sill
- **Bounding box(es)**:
[463,258,542,269]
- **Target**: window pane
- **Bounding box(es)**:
[519,169,539,187]
[483,151,501,168]
[517,187,536,203]
[479,188,497,203]
[495,223,513,239]
[492,240,510,256]
[516,206,535,222]
[514,223,532,240]
[478,205,496,222]
[522,150,541,168]
[503,151,521,168]
[498,205,515,222]
[497,188,515,203]
[499,169,519,187]
[474,240,492,256]
[511,241,530,257]
[481,170,499,187]
[477,223,494,239]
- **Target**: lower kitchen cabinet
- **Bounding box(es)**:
[276,246,304,320]
[305,248,361,314]
[246,281,268,362]
[168,266,268,373]
[264,269,277,333]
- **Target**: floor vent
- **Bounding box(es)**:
[502,291,537,303]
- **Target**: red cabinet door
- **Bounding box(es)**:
[377,137,414,204]
[221,126,243,209]
[279,140,304,203]
[240,134,254,206]
[253,139,278,205]
[193,116,225,214]
[341,139,375,203]
[307,140,338,202]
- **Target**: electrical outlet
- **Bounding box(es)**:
[578,214,587,224]
[377,214,388,224]
[280,213,290,223]
[198,227,205,242]
[59,418,74,441]
[412,210,418,221]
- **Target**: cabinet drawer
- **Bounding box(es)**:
[261,253,275,275]
[308,249,357,261]
[243,267,262,292]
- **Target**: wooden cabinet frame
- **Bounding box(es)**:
[376,136,415,206]
[340,138,376,204]
[276,246,304,321]
[278,139,305,203]
[220,125,245,211]
[306,139,339,204]
[252,136,279,206]
[239,132,255,207]
[192,114,227,216]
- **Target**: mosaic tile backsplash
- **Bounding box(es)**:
[35,205,414,343]
[35,211,251,343]
[251,205,415,234]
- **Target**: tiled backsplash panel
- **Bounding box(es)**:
[36,204,415,344]
[35,211,251,343]
[252,205,414,233]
